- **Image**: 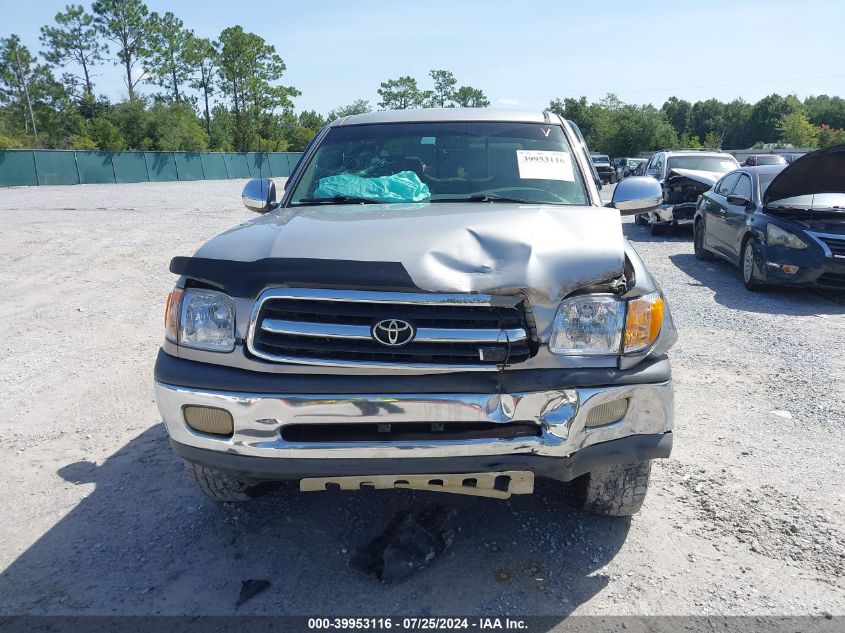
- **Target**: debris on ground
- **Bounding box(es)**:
[769,410,793,419]
[236,579,271,607]
[352,505,457,583]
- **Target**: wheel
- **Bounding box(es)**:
[610,173,617,184]
[574,460,652,516]
[694,220,713,260]
[741,239,763,291]
[650,221,666,236]
[184,461,255,502]
[634,213,648,226]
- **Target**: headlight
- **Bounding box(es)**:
[550,295,624,355]
[767,224,807,249]
[549,292,664,355]
[178,288,236,351]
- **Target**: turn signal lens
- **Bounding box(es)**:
[164,288,183,343]
[624,292,664,353]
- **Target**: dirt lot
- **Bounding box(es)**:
[0,180,843,619]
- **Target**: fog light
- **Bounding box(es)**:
[585,398,628,428]
[781,264,799,274]
[183,406,234,436]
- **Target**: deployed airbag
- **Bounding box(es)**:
[314,171,431,203]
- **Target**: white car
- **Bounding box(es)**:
[637,149,740,235]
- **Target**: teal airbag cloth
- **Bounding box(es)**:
[314,171,431,203]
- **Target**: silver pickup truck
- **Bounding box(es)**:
[154,109,676,516]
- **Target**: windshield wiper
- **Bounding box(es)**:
[294,195,382,206]
[433,194,535,204]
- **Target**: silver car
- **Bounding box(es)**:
[154,108,676,516]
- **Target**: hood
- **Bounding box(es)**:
[763,144,845,207]
[666,168,723,187]
[184,203,626,333]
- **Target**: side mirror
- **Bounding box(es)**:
[726,194,754,209]
[606,176,662,215]
[241,178,277,213]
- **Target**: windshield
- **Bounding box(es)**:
[289,122,588,206]
[667,155,738,173]
[758,173,779,196]
[767,193,845,209]
[591,155,610,163]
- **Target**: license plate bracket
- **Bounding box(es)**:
[300,471,534,499]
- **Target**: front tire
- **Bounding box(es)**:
[741,239,763,291]
[184,461,255,502]
[650,221,666,236]
[634,213,648,226]
[694,220,714,260]
[575,461,652,516]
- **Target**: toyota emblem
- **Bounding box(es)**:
[372,319,415,347]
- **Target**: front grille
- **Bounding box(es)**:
[247,289,535,368]
[817,235,845,257]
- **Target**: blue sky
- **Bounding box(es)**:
[2,0,844,114]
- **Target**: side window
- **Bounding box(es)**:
[732,174,752,200]
[649,154,663,176]
[716,173,740,196]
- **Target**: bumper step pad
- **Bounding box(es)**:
[300,470,535,499]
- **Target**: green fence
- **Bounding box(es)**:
[0,150,304,188]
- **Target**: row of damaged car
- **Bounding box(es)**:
[633,144,845,291]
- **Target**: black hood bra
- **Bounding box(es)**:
[763,144,845,207]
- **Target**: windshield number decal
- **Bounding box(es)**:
[516,150,574,181]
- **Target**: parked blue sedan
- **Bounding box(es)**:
[693,145,845,291]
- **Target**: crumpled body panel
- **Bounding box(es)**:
[665,167,722,187]
[189,202,626,339]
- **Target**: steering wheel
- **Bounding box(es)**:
[477,186,569,204]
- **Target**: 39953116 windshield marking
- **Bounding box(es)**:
[516,150,574,182]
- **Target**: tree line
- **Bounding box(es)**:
[549,93,845,157]
[0,1,491,152]
[1,1,843,155]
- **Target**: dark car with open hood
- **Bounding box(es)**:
[154,108,677,518]
[693,145,845,291]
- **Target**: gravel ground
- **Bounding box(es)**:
[0,180,843,619]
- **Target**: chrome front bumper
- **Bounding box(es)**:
[154,379,674,462]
